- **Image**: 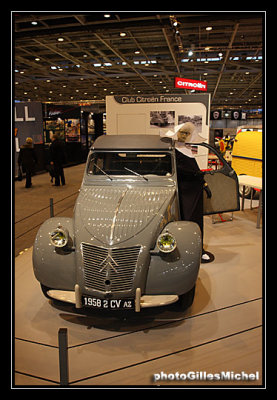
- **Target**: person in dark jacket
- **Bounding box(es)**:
[17,137,37,188]
[49,134,66,186]
[175,123,214,263]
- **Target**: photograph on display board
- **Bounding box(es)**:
[178,114,203,134]
[178,115,204,155]
[65,119,80,142]
[44,119,65,143]
[150,111,175,129]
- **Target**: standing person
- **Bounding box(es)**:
[49,134,66,186]
[175,123,214,263]
[161,122,214,263]
[17,137,37,188]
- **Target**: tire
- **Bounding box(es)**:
[40,283,52,299]
[239,185,255,199]
[179,285,195,310]
[238,174,256,199]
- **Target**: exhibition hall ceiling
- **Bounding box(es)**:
[13,12,264,110]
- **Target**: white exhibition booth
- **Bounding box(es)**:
[106,93,211,169]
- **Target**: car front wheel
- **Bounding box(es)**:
[179,285,195,310]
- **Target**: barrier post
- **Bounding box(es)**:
[58,328,69,386]
[50,198,54,217]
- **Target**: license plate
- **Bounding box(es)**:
[82,296,134,310]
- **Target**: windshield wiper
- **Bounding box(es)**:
[93,162,113,180]
[124,167,148,181]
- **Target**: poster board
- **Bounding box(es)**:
[106,93,210,169]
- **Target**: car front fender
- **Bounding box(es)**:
[145,221,202,296]
[32,217,76,290]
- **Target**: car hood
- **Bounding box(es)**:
[74,185,176,246]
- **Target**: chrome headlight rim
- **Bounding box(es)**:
[157,231,177,253]
[50,226,69,248]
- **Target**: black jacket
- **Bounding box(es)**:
[18,144,37,171]
[49,139,66,164]
[175,149,204,231]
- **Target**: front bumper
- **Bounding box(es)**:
[46,284,178,312]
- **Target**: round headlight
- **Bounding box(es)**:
[157,232,177,253]
[50,226,69,248]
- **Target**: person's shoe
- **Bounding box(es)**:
[201,250,215,263]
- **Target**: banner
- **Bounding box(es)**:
[174,77,207,92]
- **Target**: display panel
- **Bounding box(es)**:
[65,119,80,142]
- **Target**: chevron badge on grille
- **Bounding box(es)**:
[99,254,119,273]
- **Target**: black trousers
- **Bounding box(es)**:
[176,150,204,243]
[53,162,65,186]
[25,168,33,188]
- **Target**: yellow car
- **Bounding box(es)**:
[231,129,262,196]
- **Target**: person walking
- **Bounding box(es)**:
[49,134,66,186]
[17,137,37,188]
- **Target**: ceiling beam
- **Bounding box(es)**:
[162,27,180,75]
[211,23,239,102]
[94,33,159,93]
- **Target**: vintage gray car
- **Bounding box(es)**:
[33,134,239,312]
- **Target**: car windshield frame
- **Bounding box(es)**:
[86,150,173,179]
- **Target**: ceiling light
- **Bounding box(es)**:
[35,57,40,61]
[104,14,111,18]
[57,37,64,42]
[31,21,38,25]
[206,26,213,31]
[188,50,193,56]
[134,50,140,54]
[120,32,126,37]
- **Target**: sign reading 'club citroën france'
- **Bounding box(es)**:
[174,77,207,92]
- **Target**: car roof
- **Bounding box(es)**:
[92,134,173,151]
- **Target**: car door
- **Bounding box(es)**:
[198,143,240,215]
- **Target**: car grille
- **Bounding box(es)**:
[81,243,141,292]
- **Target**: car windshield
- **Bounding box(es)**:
[87,151,172,176]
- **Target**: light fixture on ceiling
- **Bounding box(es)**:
[206,26,213,31]
[120,32,126,37]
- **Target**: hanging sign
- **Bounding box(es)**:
[175,77,207,92]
